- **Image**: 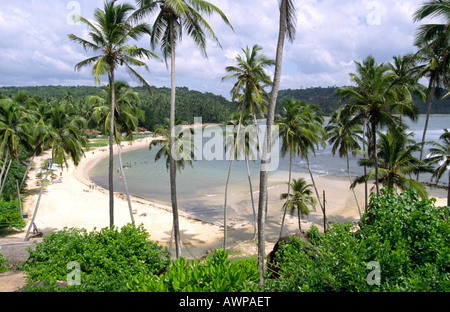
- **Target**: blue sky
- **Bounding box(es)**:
[0,0,430,99]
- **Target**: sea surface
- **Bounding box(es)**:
[88,115,450,225]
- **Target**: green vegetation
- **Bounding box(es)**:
[265,187,450,292]
[128,248,259,292]
[0,200,25,233]
[20,224,170,292]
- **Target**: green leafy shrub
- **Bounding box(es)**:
[266,188,450,292]
[0,253,9,273]
[128,248,260,292]
[20,223,170,292]
[0,200,25,233]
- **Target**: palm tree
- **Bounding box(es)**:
[224,111,259,240]
[276,99,312,237]
[280,178,317,232]
[257,0,297,287]
[24,103,87,241]
[325,110,363,217]
[426,128,450,206]
[90,81,145,223]
[0,99,34,199]
[351,130,431,201]
[149,117,195,252]
[336,55,415,194]
[134,0,233,259]
[69,0,159,229]
[221,44,274,248]
[413,0,449,171]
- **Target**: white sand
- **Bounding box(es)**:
[10,136,448,258]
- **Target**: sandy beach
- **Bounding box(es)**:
[4,135,447,259]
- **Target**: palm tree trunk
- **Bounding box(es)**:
[245,151,257,239]
[0,151,10,190]
[363,119,368,211]
[347,152,361,218]
[0,157,13,199]
[169,18,182,259]
[108,69,116,229]
[117,143,134,223]
[372,122,379,194]
[279,148,293,238]
[258,0,288,288]
[20,152,36,192]
[24,160,52,241]
[306,155,326,231]
[418,83,436,181]
[447,170,449,207]
[223,107,244,249]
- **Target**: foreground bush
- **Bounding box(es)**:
[266,188,450,292]
[0,200,26,233]
[0,253,8,273]
[128,248,260,292]
[20,223,170,292]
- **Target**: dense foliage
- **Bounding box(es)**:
[266,187,450,292]
[20,224,170,292]
[0,253,8,273]
[128,248,260,292]
[0,200,25,233]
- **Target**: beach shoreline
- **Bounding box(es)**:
[6,135,448,260]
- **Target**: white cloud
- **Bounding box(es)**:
[0,0,430,98]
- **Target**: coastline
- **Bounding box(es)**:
[9,135,449,260]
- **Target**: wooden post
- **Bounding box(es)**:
[323,190,327,234]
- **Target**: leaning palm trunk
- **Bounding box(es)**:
[169,19,182,259]
[24,160,52,241]
[258,0,289,288]
[108,69,116,229]
[0,150,10,192]
[245,151,257,239]
[279,148,293,238]
[223,107,244,249]
[117,143,134,223]
[418,83,436,181]
[0,157,13,199]
[363,119,368,211]
[306,155,326,230]
[347,152,361,218]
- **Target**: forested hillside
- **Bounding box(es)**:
[1,85,448,131]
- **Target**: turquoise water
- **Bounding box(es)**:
[88,115,450,225]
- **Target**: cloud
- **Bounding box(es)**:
[0,0,429,98]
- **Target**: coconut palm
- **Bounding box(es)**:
[90,81,145,223]
[351,130,432,201]
[133,0,233,258]
[257,0,297,286]
[224,111,259,240]
[0,99,34,199]
[280,178,317,232]
[325,109,363,217]
[426,128,450,206]
[221,44,274,248]
[336,55,416,194]
[24,103,87,241]
[69,0,159,229]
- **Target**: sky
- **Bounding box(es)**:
[0,0,433,99]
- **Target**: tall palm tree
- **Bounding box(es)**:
[426,128,450,206]
[413,0,449,171]
[280,178,317,232]
[351,130,431,201]
[69,0,159,229]
[325,110,363,217]
[134,0,233,258]
[257,0,297,287]
[0,99,33,199]
[276,99,312,237]
[224,111,259,240]
[149,117,195,251]
[24,103,87,241]
[336,55,415,194]
[221,44,274,248]
[90,81,145,223]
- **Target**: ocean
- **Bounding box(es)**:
[88,115,450,226]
